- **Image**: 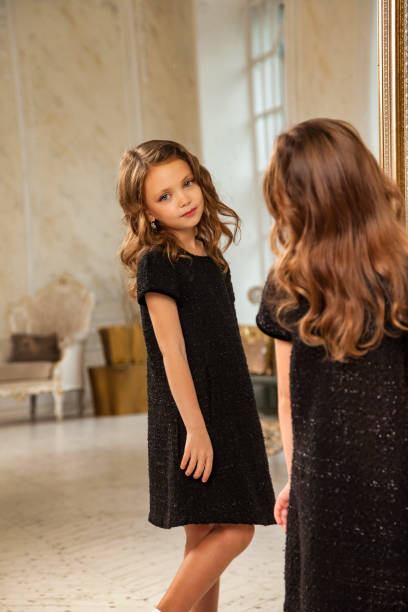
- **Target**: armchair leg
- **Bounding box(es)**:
[52,389,64,421]
[30,395,37,422]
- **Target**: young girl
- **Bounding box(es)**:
[117,140,276,612]
[256,118,408,611]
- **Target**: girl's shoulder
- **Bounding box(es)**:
[256,273,306,342]
[137,246,177,271]
[136,247,180,306]
[138,243,227,274]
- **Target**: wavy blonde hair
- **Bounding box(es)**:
[263,117,408,362]
[117,140,241,297]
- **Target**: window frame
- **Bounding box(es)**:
[247,0,286,178]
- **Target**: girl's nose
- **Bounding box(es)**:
[178,193,190,207]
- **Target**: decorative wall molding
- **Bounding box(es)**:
[120,0,144,146]
[6,0,33,294]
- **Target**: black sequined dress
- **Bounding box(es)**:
[137,246,276,529]
[256,278,408,611]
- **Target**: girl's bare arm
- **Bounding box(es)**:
[274,338,293,479]
[273,338,293,530]
[145,291,213,483]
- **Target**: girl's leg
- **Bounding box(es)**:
[156,523,255,612]
[184,524,219,612]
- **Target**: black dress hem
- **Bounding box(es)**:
[148,515,277,530]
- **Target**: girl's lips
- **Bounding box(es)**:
[182,207,197,217]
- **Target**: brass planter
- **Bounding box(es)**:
[98,325,146,365]
[89,363,147,415]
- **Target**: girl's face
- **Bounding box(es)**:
[144,158,204,231]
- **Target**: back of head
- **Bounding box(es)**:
[263,117,408,362]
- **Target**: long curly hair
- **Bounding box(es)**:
[117,140,241,297]
[263,117,408,362]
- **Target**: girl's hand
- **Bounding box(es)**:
[180,426,213,483]
[274,481,291,531]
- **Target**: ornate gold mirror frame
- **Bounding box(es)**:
[378,0,408,224]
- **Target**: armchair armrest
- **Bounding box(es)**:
[59,333,87,350]
[56,335,88,391]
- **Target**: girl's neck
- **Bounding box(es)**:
[170,228,207,256]
[180,238,207,257]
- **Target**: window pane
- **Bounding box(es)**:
[264,55,281,109]
[277,41,285,90]
[265,111,284,154]
[263,0,277,54]
[250,2,286,177]
[252,1,285,58]
[278,1,284,25]
[252,61,264,115]
[255,117,268,172]
[251,3,263,58]
[263,1,273,55]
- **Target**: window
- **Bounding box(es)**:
[248,0,285,175]
[247,0,285,279]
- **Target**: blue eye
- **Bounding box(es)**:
[184,179,193,187]
[159,193,170,201]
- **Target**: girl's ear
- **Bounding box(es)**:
[145,210,155,223]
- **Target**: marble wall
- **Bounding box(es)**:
[0,0,200,410]
[285,0,379,158]
[139,0,200,153]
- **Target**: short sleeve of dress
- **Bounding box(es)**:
[225,266,235,303]
[256,278,293,342]
[137,249,180,306]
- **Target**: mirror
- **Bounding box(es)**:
[193,0,379,317]
[0,0,404,400]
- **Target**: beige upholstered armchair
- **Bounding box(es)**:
[0,274,95,421]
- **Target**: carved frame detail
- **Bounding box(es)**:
[378,0,408,224]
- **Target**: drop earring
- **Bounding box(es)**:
[150,219,157,231]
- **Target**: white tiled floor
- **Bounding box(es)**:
[0,406,287,611]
